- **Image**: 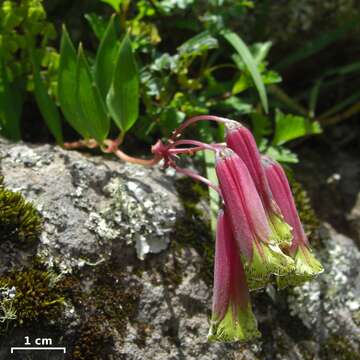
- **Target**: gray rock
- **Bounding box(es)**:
[0,139,180,269]
[0,139,359,360]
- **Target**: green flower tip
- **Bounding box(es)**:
[244,241,295,290]
[277,245,324,289]
[269,212,293,248]
[208,303,260,342]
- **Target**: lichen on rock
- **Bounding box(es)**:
[0,138,359,359]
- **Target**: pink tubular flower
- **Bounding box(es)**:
[208,210,260,342]
[225,122,293,249]
[262,156,323,288]
[215,148,294,290]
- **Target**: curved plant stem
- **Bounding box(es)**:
[171,162,222,196]
[171,115,236,140]
[63,139,98,149]
[170,139,224,153]
[114,148,161,166]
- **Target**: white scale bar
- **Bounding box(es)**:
[11,347,66,353]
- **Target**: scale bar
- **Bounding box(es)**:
[11,347,66,353]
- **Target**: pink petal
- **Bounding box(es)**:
[212,210,250,321]
[226,124,278,213]
[216,149,270,260]
[262,156,309,252]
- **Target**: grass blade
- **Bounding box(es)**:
[223,29,268,113]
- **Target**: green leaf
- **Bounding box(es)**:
[272,109,321,146]
[76,45,110,143]
[58,26,89,138]
[95,14,120,101]
[159,108,185,137]
[0,61,23,141]
[218,96,253,114]
[262,70,281,85]
[232,74,250,94]
[106,34,139,133]
[251,113,271,144]
[84,13,108,40]
[100,0,123,11]
[178,31,218,56]
[223,29,268,113]
[30,48,63,144]
[232,71,280,95]
[251,41,272,64]
[265,146,298,164]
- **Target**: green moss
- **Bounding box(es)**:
[320,335,360,360]
[61,262,142,360]
[0,266,64,331]
[172,177,214,285]
[290,179,320,244]
[0,176,42,247]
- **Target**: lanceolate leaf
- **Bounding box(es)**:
[222,29,268,113]
[0,61,23,141]
[30,48,63,144]
[100,0,123,12]
[95,14,121,101]
[58,26,89,138]
[84,13,108,40]
[76,45,110,143]
[106,34,139,133]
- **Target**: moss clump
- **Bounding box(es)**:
[0,176,42,247]
[60,262,142,360]
[71,314,114,360]
[172,177,214,285]
[320,335,360,360]
[291,179,320,244]
[0,267,64,330]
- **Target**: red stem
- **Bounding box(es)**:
[171,115,237,140]
[63,139,98,149]
[171,163,222,196]
[114,149,161,166]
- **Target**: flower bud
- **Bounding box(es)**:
[208,210,260,342]
[215,149,294,290]
[262,156,323,288]
[226,122,293,249]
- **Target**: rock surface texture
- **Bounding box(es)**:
[0,138,359,360]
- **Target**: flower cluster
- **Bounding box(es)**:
[152,115,323,342]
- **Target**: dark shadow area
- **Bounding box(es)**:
[294,119,360,244]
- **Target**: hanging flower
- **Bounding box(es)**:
[208,210,260,342]
[262,156,323,288]
[215,148,294,290]
[225,122,293,249]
